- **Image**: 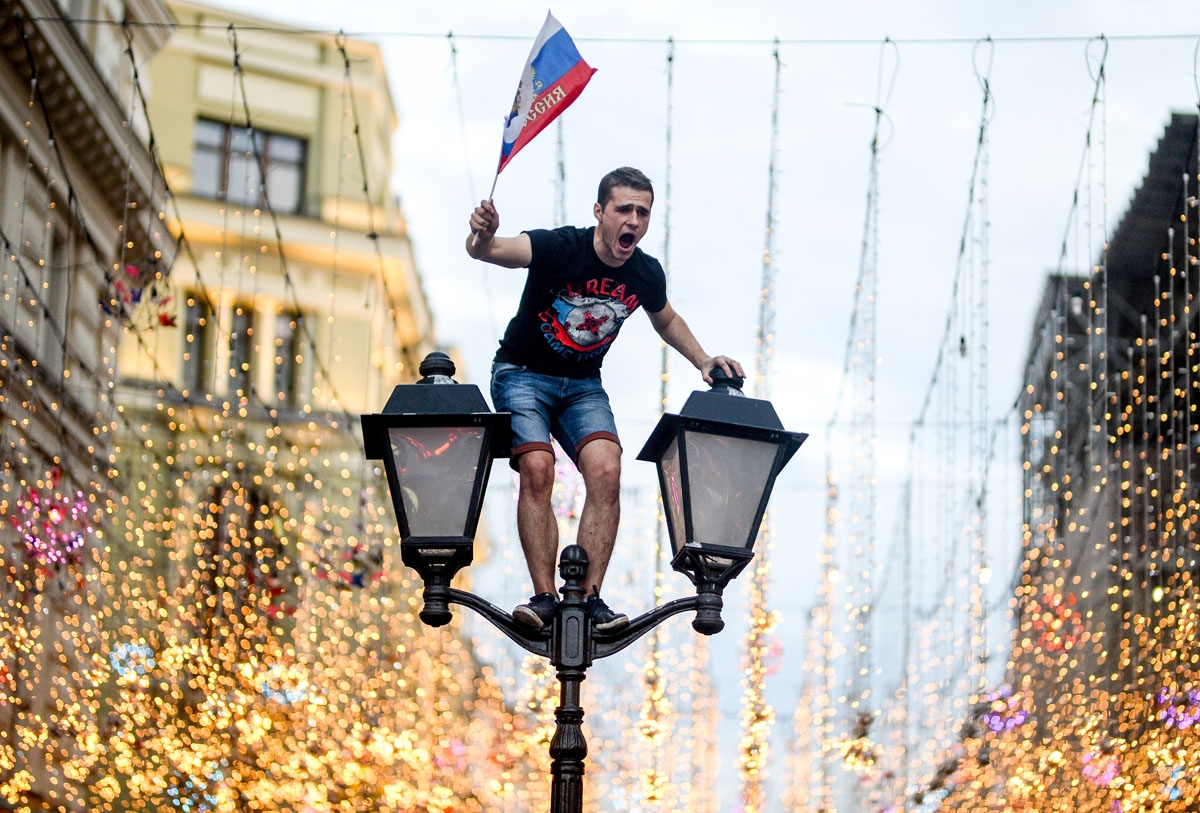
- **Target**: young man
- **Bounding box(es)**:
[466,167,743,631]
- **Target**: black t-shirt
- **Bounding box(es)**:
[494,226,668,378]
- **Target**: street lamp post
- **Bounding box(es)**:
[361,353,806,812]
[636,366,808,633]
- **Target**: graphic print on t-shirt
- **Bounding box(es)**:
[538,277,640,363]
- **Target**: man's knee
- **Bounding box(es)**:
[579,441,621,498]
[518,451,556,497]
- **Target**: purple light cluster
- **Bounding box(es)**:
[981,686,1030,733]
[9,487,91,566]
[1155,687,1200,729]
[1081,750,1121,787]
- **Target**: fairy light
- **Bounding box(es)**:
[7,480,91,566]
[637,637,671,803]
[634,496,678,807]
[887,42,999,804]
[685,637,721,813]
[805,467,839,808]
[737,570,778,812]
[781,609,819,810]
[950,112,1200,812]
[631,37,679,810]
[735,41,784,813]
[805,37,897,810]
[834,710,881,775]
[517,655,555,811]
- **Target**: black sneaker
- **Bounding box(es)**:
[513,592,557,629]
[586,587,629,632]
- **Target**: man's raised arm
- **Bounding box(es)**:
[647,301,744,385]
[466,199,533,268]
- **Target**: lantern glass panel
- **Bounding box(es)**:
[658,435,687,555]
[683,429,778,548]
[388,425,486,537]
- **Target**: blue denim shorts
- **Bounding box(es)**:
[490,362,620,468]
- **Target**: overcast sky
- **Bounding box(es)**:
[202,1,1198,806]
[198,0,1200,477]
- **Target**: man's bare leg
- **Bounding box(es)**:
[516,449,559,597]
[575,439,622,594]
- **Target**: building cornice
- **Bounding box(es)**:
[0,0,176,265]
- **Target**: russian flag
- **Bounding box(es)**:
[497,12,596,174]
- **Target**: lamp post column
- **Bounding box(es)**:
[549,545,590,813]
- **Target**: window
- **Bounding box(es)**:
[182,297,213,395]
[229,304,255,397]
[191,120,306,215]
[273,311,306,406]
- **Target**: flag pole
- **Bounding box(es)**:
[469,170,501,248]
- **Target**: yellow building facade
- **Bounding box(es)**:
[118,0,432,412]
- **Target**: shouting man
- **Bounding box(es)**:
[466,166,743,631]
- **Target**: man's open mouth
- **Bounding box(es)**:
[618,233,635,249]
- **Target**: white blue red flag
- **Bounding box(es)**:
[496,11,596,174]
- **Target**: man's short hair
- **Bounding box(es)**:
[597,167,654,208]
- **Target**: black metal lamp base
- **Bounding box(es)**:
[418,543,730,813]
